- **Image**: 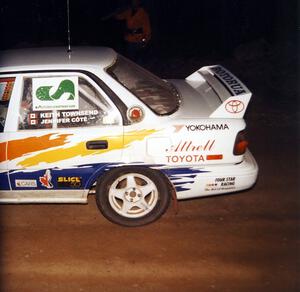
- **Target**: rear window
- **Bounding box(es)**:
[107,56,180,115]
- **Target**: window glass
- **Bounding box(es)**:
[107,56,180,115]
[0,77,15,132]
[19,75,120,130]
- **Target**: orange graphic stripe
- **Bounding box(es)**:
[17,129,156,168]
[6,133,72,162]
[0,142,6,162]
[18,135,123,167]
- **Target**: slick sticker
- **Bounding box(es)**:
[57,176,82,188]
[15,179,37,188]
[39,169,53,189]
[32,77,79,111]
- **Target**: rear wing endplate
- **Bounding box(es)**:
[186,65,252,118]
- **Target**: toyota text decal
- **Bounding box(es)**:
[225,100,244,114]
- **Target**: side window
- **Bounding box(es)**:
[19,75,120,130]
[0,77,15,132]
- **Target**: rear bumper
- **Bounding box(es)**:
[171,149,258,200]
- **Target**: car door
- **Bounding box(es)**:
[0,75,17,193]
[6,71,124,201]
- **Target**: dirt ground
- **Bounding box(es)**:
[0,44,299,292]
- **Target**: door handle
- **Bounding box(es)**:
[86,140,108,150]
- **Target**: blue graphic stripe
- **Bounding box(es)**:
[0,172,10,190]
[161,167,208,192]
[6,163,210,193]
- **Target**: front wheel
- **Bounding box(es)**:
[96,167,171,227]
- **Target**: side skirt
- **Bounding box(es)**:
[0,190,89,204]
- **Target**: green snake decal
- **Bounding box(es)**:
[36,79,75,101]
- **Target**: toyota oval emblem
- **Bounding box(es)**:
[225,100,244,114]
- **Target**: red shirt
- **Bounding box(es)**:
[116,7,151,43]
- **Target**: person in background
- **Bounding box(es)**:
[115,0,151,60]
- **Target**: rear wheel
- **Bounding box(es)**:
[96,167,170,226]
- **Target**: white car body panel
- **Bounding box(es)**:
[0,47,258,204]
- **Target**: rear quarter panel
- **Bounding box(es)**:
[123,118,246,166]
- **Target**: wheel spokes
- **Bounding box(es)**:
[111,188,125,200]
[139,183,156,196]
[136,199,150,211]
[108,172,159,218]
[121,200,133,213]
[126,174,137,189]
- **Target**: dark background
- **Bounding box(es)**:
[0,0,297,89]
[0,0,297,56]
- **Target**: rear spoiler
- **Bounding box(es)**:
[186,65,252,118]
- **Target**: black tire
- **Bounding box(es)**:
[96,167,171,227]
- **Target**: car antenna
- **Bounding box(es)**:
[66,0,72,54]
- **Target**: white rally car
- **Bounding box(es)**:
[0,47,258,226]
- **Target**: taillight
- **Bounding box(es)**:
[234,130,248,155]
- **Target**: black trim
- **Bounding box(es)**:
[86,140,108,150]
[83,71,130,125]
[213,74,234,97]
[0,69,130,125]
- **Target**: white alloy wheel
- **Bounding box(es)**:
[96,167,171,226]
[108,173,159,218]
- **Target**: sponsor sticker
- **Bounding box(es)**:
[175,124,229,132]
[0,78,15,101]
[15,179,37,188]
[165,140,215,163]
[210,66,247,95]
[205,177,236,191]
[32,77,79,111]
[39,169,53,189]
[127,106,144,123]
[57,176,82,188]
[225,100,245,114]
